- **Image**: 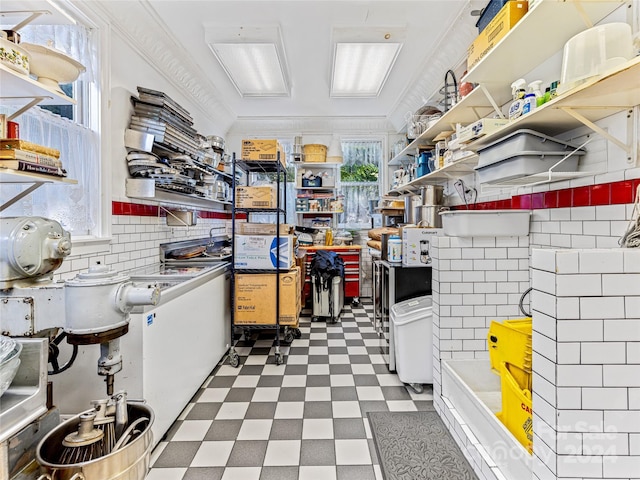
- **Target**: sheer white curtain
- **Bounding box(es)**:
[339,140,382,228]
[0,106,100,235]
[1,23,100,235]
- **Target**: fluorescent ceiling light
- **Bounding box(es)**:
[206,26,290,97]
[331,42,402,97]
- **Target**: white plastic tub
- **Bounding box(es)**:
[439,210,531,237]
[477,129,585,168]
[391,295,433,386]
[475,150,583,184]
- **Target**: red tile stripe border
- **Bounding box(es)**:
[112,201,236,219]
[456,179,640,211]
[114,179,639,217]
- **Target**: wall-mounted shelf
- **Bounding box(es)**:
[389,84,511,167]
[388,154,479,195]
[0,63,76,120]
[463,0,624,85]
[467,57,640,154]
[0,168,78,212]
[125,183,230,211]
[295,186,335,190]
[480,170,598,191]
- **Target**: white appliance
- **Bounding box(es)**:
[391,295,433,393]
[50,265,231,444]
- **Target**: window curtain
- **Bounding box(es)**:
[339,140,382,228]
[0,106,100,235]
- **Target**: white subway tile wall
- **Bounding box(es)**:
[531,249,640,479]
[431,234,531,480]
[530,205,631,251]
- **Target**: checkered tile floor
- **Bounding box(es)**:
[147,300,434,480]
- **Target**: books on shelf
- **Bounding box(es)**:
[0,140,61,158]
[0,148,64,167]
[0,159,67,177]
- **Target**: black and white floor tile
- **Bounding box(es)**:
[147,300,434,480]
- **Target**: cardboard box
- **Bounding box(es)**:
[401,227,443,267]
[234,268,300,325]
[457,118,510,144]
[234,235,295,270]
[467,1,528,70]
[237,222,294,236]
[235,186,277,209]
[241,139,285,165]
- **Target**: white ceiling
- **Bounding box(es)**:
[142,1,477,125]
[3,0,484,134]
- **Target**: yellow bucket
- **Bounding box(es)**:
[303,144,327,163]
[496,362,533,454]
[488,318,532,389]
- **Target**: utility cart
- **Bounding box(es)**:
[228,151,301,367]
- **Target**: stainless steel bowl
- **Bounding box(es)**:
[36,402,154,480]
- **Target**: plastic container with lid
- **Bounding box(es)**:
[558,22,633,95]
[391,295,434,386]
[387,235,402,263]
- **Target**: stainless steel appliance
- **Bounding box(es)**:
[373,259,432,371]
[0,216,161,480]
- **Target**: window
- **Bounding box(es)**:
[339,139,382,228]
[0,15,105,240]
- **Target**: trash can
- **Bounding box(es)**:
[391,295,433,393]
[312,275,344,323]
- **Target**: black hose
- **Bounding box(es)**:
[519,287,533,317]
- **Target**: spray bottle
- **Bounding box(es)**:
[508,79,527,120]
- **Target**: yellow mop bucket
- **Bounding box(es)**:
[488,318,532,390]
[496,362,533,454]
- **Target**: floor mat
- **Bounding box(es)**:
[368,410,479,480]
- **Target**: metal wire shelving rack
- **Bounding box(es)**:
[228,152,300,367]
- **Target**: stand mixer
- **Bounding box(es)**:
[0,216,160,479]
[0,216,160,396]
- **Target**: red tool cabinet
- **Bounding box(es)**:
[300,245,361,302]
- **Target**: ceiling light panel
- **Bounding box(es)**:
[332,42,402,97]
[330,26,406,98]
[206,26,290,97]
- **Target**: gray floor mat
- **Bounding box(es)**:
[368,410,479,480]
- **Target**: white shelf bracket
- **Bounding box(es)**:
[559,106,632,156]
[4,96,52,121]
[478,84,505,119]
[6,10,52,31]
[0,182,44,212]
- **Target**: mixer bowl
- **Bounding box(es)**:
[0,339,22,398]
[36,402,154,480]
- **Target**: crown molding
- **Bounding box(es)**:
[89,0,236,132]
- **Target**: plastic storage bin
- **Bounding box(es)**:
[474,150,584,184]
[477,129,586,168]
[475,0,510,32]
[391,295,433,392]
[311,276,344,323]
[496,362,533,454]
[558,22,633,95]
